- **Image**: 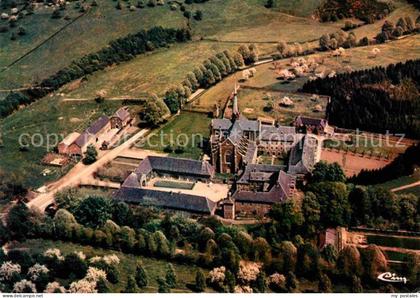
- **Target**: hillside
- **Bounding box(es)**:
[0,0,344,93]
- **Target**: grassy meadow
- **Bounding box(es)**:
[138,112,211,160]
[11,239,208,293]
[235,88,328,125]
[0,0,186,90]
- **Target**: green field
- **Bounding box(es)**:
[385,250,410,262]
[11,239,208,293]
[0,96,123,188]
[61,41,245,99]
[138,112,211,160]
[0,0,379,94]
[377,170,420,190]
[367,235,420,250]
[0,0,185,90]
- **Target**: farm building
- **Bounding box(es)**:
[110,106,131,130]
[113,156,221,215]
[294,116,334,135]
[68,115,111,155]
[57,132,80,155]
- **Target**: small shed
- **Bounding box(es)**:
[110,107,131,130]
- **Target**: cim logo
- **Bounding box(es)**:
[377,272,408,284]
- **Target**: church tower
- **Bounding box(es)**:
[232,84,240,121]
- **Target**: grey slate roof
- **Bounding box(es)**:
[295,116,327,128]
[260,125,297,142]
[237,164,285,184]
[74,132,93,148]
[135,156,215,178]
[73,115,110,148]
[288,135,319,175]
[232,170,294,204]
[211,118,232,131]
[113,187,216,214]
[113,107,131,121]
[87,115,110,135]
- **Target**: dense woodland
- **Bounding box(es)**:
[301,59,420,138]
[317,0,391,23]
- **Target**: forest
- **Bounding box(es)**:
[301,59,420,138]
[317,0,391,23]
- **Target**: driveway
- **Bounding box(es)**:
[28,129,149,212]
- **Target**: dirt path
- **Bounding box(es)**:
[27,129,149,211]
[391,180,420,192]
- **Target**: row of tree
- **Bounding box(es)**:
[301,59,420,138]
[163,45,257,113]
[376,17,420,44]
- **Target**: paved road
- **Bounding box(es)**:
[28,129,149,212]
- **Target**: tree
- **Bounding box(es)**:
[195,269,206,292]
[83,145,97,165]
[123,276,139,293]
[301,192,320,236]
[165,264,176,288]
[256,271,267,293]
[75,196,112,228]
[318,273,332,293]
[142,94,170,126]
[337,246,362,278]
[319,34,330,50]
[311,161,345,183]
[307,182,350,228]
[286,271,298,292]
[351,276,363,293]
[233,52,244,68]
[62,253,88,279]
[97,278,110,293]
[253,237,272,264]
[157,277,170,293]
[194,10,202,20]
[112,201,132,226]
[269,201,303,239]
[135,262,148,288]
[277,41,288,57]
[225,270,236,293]
[361,245,388,282]
[7,203,38,240]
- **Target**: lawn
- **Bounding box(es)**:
[11,239,208,293]
[154,180,195,190]
[137,112,211,160]
[366,235,420,250]
[377,170,420,190]
[0,96,123,188]
[61,41,246,99]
